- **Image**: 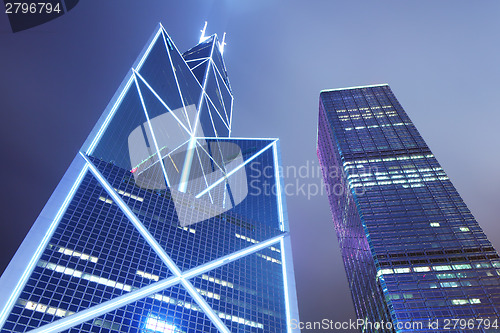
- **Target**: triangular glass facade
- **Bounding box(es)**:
[0,24,299,332]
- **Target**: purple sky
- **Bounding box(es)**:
[1,1,499,331]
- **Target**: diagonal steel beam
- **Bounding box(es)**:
[134,70,191,135]
[134,73,172,188]
[28,275,181,333]
[161,30,193,133]
[196,140,276,199]
[81,152,182,276]
[80,153,231,332]
[26,209,285,333]
[0,163,89,329]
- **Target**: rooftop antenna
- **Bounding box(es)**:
[199,21,208,43]
[218,32,226,54]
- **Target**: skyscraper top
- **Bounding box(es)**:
[199,21,227,55]
[320,83,388,93]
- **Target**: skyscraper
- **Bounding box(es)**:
[0,24,299,333]
[317,84,500,332]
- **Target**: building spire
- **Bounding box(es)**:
[218,32,227,55]
[199,21,209,43]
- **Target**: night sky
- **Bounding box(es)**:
[1,1,499,331]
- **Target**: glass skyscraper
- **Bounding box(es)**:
[317,84,500,332]
[0,24,299,332]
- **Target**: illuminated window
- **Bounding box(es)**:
[48,244,99,263]
[256,253,281,264]
[201,274,234,288]
[430,222,440,227]
[451,298,481,305]
[145,315,178,333]
[235,233,280,252]
[474,262,491,268]
[377,268,394,277]
[98,196,114,204]
[433,265,452,271]
[436,273,456,279]
[451,299,468,305]
[115,188,144,202]
[38,260,134,292]
[413,266,431,272]
[93,319,121,330]
[17,299,74,318]
[137,270,160,282]
[178,226,196,234]
[196,288,220,300]
[216,312,264,329]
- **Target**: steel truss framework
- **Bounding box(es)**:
[0,24,298,333]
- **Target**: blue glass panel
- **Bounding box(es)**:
[64,285,218,333]
[204,95,229,138]
[198,102,215,138]
[135,76,193,147]
[4,172,171,332]
[188,59,209,85]
[185,58,205,69]
[164,36,203,110]
[230,139,280,230]
[210,45,230,92]
[88,155,284,272]
[204,67,230,131]
[189,247,286,332]
[213,66,233,125]
[91,84,148,170]
[182,37,214,61]
[137,32,186,112]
